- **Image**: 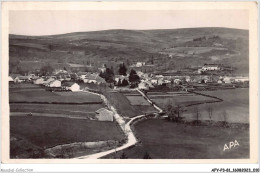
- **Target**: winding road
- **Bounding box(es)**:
[74,90,146,159]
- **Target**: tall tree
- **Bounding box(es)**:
[118,63,127,76]
[129,69,140,85]
[121,79,129,86]
[99,67,114,83]
[117,79,122,86]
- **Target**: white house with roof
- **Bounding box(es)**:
[48,80,61,87]
[14,76,30,83]
[78,72,91,80]
[62,82,80,92]
[43,77,55,85]
[34,78,45,84]
[136,62,145,67]
[64,82,79,92]
[234,76,249,83]
[201,64,223,71]
[223,76,233,84]
[151,78,158,85]
[138,82,149,90]
[95,108,114,122]
[9,76,14,82]
[83,73,106,84]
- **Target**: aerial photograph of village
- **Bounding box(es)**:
[8,10,249,159]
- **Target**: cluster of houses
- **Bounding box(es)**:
[9,70,108,92]
[9,62,249,92]
[135,70,249,91]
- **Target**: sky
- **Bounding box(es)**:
[9,10,248,36]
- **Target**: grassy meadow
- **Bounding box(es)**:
[183,89,249,123]
[9,87,102,103]
[10,116,124,149]
[103,119,249,159]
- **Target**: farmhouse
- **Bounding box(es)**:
[34,78,45,84]
[43,77,55,85]
[201,64,223,71]
[95,108,114,122]
[138,82,149,90]
[47,80,61,87]
[223,77,233,84]
[78,72,91,80]
[9,76,14,83]
[62,82,80,92]
[151,78,158,85]
[234,77,249,83]
[14,76,30,83]
[136,62,145,67]
[83,73,106,84]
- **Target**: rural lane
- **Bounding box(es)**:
[74,90,145,159]
[136,89,163,113]
[74,114,145,159]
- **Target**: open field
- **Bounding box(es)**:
[10,87,102,103]
[125,96,151,106]
[10,103,104,118]
[103,119,249,159]
[103,91,142,118]
[120,91,157,114]
[182,88,249,123]
[10,116,124,149]
[148,91,216,108]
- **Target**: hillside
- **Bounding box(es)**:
[9,27,249,75]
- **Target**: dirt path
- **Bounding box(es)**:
[136,89,163,113]
[74,90,146,159]
[74,114,145,159]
